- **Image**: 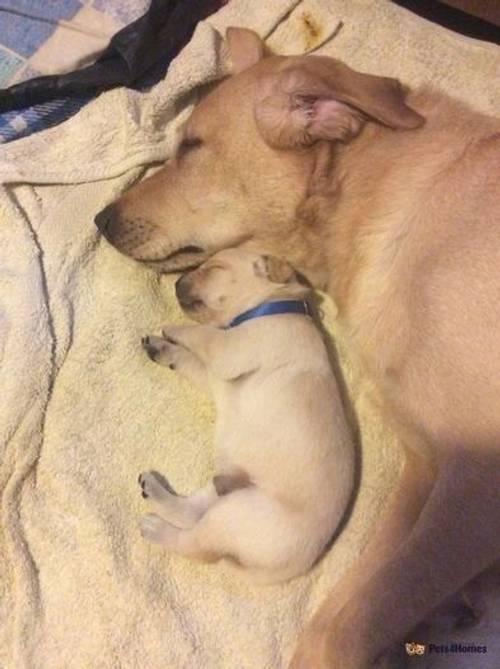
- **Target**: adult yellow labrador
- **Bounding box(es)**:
[95,28,500,669]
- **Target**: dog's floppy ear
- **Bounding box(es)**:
[226,27,265,74]
[255,56,424,149]
[254,255,296,284]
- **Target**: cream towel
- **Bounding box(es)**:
[1,1,499,668]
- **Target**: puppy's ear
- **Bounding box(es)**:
[226,28,265,74]
[255,56,424,149]
[254,255,296,284]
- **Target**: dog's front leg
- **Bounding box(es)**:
[290,448,500,669]
[290,447,436,668]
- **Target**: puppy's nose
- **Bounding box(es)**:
[175,276,193,304]
[94,204,116,236]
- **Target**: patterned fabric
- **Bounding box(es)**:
[0,0,150,143]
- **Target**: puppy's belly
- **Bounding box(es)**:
[214,405,354,518]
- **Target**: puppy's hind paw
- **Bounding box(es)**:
[138,470,177,500]
[140,513,178,546]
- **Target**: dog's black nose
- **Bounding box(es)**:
[94,204,115,235]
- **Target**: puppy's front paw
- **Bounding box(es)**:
[141,335,181,369]
[161,324,201,345]
[161,325,185,345]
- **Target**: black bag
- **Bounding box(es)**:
[0,0,224,114]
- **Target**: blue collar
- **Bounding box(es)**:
[226,300,311,329]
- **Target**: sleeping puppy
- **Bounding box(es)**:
[139,248,354,584]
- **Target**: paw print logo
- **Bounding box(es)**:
[405,642,426,656]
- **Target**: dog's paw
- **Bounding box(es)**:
[141,335,182,369]
[138,471,177,500]
[139,513,176,545]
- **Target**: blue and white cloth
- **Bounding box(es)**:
[0,0,150,143]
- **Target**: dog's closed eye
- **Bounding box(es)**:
[177,136,203,157]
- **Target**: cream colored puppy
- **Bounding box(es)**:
[139,248,354,584]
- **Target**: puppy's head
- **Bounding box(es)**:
[175,248,309,327]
